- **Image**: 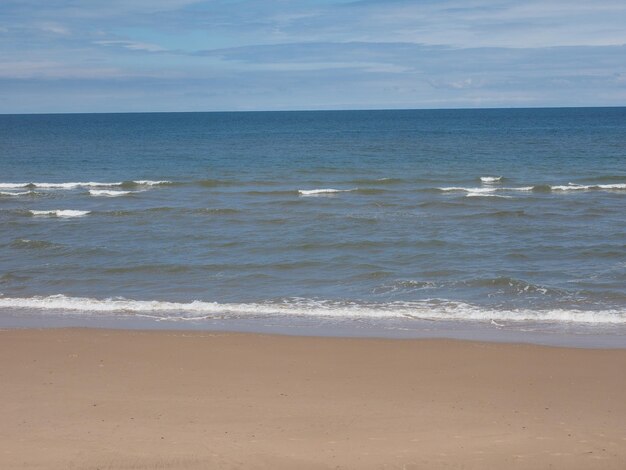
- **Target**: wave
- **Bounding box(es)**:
[480,176,502,183]
[438,187,514,198]
[10,239,62,250]
[437,184,626,195]
[0,190,33,196]
[29,210,90,218]
[439,187,495,194]
[245,187,384,197]
[298,188,355,196]
[89,190,134,197]
[0,294,624,325]
[35,182,119,189]
[465,193,512,198]
[439,186,534,193]
[123,180,172,187]
[0,183,34,189]
[0,182,118,189]
[0,180,172,190]
[550,183,626,192]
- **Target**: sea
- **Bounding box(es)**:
[1,108,625,346]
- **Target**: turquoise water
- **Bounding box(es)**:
[1,108,625,342]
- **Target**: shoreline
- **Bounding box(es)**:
[2,311,626,348]
[1,327,625,469]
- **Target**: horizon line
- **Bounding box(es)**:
[2,104,626,116]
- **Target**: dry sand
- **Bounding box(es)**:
[1,328,625,469]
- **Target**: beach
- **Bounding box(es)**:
[3,0,626,466]
[1,328,624,469]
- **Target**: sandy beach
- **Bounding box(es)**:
[1,328,625,469]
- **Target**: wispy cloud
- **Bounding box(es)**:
[0,0,625,112]
[94,40,167,52]
[38,23,71,35]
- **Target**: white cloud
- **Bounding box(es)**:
[39,23,70,35]
[94,40,167,52]
[1,0,625,112]
[0,60,186,79]
[0,60,123,79]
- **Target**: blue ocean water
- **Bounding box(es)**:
[1,108,625,342]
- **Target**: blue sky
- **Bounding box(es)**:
[1,0,625,113]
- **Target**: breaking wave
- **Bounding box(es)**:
[550,183,626,191]
[0,190,33,196]
[438,183,626,195]
[438,186,534,193]
[0,294,624,324]
[480,176,503,183]
[465,193,512,198]
[0,180,171,190]
[298,188,355,196]
[29,210,90,218]
[89,190,134,197]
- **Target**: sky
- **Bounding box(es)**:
[1,0,626,113]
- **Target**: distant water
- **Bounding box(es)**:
[1,108,625,344]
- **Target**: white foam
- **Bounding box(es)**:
[480,176,502,183]
[465,193,512,198]
[0,191,31,196]
[551,183,626,191]
[298,188,354,196]
[0,295,624,325]
[551,184,587,191]
[0,180,171,190]
[439,186,474,192]
[89,190,132,197]
[29,210,90,218]
[133,180,171,186]
[466,189,498,196]
[34,182,121,189]
[439,186,533,195]
[440,187,497,193]
[439,183,626,194]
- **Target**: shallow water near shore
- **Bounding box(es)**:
[1,108,625,346]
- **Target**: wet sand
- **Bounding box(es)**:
[1,328,625,469]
